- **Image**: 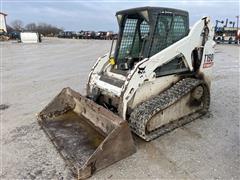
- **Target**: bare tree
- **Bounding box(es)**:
[11,19,62,36]
[7,25,14,33]
[36,22,63,36]
[11,20,24,31]
[25,23,37,31]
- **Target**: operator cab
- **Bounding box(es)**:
[112,7,189,71]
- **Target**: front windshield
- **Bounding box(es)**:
[117,17,150,62]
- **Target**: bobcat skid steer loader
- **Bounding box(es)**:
[37,7,215,179]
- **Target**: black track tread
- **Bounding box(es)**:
[128,78,210,141]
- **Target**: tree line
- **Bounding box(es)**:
[8,19,63,36]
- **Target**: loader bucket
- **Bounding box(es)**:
[37,87,136,179]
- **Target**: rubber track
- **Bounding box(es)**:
[128,78,210,141]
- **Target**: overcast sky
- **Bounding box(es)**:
[2,0,239,32]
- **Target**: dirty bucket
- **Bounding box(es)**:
[37,87,136,179]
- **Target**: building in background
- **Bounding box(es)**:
[0,12,9,41]
[0,12,7,33]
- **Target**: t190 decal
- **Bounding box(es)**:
[203,54,214,68]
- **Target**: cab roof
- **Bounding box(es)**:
[116,6,188,17]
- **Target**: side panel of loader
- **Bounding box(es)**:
[37,88,136,179]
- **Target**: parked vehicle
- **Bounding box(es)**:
[57,31,64,38]
[65,31,77,39]
[84,31,96,39]
[58,31,78,39]
[58,30,117,40]
[214,19,240,44]
[76,30,86,39]
[215,27,240,44]
[96,31,107,39]
[236,29,240,44]
[8,31,20,40]
[106,31,114,40]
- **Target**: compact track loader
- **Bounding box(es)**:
[38,7,215,179]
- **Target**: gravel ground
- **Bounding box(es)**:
[1,38,239,179]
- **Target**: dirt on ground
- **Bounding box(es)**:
[1,38,239,179]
